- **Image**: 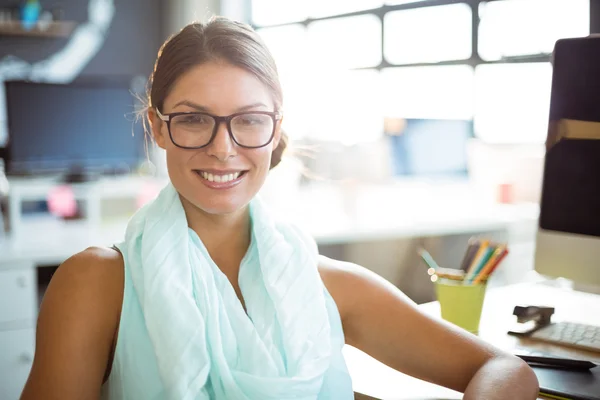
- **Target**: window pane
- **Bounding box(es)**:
[478,0,590,61]
[308,70,383,144]
[258,25,308,73]
[310,0,383,18]
[474,63,552,143]
[384,4,472,64]
[307,15,382,69]
[252,0,308,26]
[381,66,474,120]
[258,26,310,140]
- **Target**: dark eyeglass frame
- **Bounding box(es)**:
[156,108,282,150]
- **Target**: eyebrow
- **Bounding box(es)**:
[172,100,270,113]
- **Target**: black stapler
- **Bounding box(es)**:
[508,305,555,336]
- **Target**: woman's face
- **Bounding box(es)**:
[150,61,281,216]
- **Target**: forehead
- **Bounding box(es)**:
[164,61,274,112]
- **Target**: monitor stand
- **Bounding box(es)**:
[63,165,96,184]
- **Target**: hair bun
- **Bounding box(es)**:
[270,130,288,169]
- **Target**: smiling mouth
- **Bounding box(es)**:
[194,170,248,183]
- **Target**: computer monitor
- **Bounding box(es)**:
[4,78,145,176]
[388,118,472,177]
[535,36,600,288]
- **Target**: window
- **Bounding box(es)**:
[252,0,592,147]
[478,0,589,61]
[474,63,553,143]
[307,15,382,70]
[384,4,472,64]
[310,0,384,18]
[257,24,308,73]
[251,0,308,26]
[381,66,474,120]
[271,69,383,145]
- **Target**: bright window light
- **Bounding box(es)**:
[257,24,308,73]
[381,65,475,120]
[474,63,553,143]
[310,0,384,18]
[478,0,590,61]
[307,14,382,70]
[384,4,472,64]
[251,0,308,26]
[276,69,383,144]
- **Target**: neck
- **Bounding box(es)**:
[180,195,251,265]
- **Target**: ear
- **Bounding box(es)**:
[272,115,284,150]
[148,108,167,150]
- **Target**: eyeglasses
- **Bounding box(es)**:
[156,108,282,149]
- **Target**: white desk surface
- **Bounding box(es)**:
[344,280,600,399]
[0,180,539,266]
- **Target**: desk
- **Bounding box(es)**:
[344,281,600,399]
[0,180,539,265]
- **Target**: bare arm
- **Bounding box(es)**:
[319,256,539,400]
[20,247,123,400]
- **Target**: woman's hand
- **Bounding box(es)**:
[319,256,539,400]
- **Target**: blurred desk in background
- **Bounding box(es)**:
[0,179,539,265]
[345,280,600,400]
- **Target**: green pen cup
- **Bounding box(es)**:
[434,280,487,334]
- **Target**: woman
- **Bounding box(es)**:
[21,17,539,400]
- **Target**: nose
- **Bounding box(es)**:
[207,120,236,161]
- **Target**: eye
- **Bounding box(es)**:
[178,114,210,124]
[237,114,268,126]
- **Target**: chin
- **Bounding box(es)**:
[196,198,248,216]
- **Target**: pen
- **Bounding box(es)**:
[516,354,597,371]
[418,248,441,273]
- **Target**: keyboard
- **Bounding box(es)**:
[530,322,600,353]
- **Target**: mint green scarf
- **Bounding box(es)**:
[121,183,332,399]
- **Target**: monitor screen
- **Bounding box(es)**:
[4,79,144,176]
[539,37,600,238]
[388,118,472,177]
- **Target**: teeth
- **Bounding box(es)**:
[199,171,241,183]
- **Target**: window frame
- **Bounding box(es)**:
[250,0,597,144]
[250,0,597,71]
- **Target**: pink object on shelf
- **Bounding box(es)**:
[497,183,514,204]
[47,185,77,218]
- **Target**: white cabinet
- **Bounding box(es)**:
[0,263,37,399]
[0,268,36,325]
[0,328,35,400]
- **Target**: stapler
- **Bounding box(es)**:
[508,305,555,336]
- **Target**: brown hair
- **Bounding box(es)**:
[147,16,287,169]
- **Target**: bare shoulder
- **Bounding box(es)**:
[48,246,125,307]
[57,245,124,281]
[43,245,125,335]
[21,246,124,399]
